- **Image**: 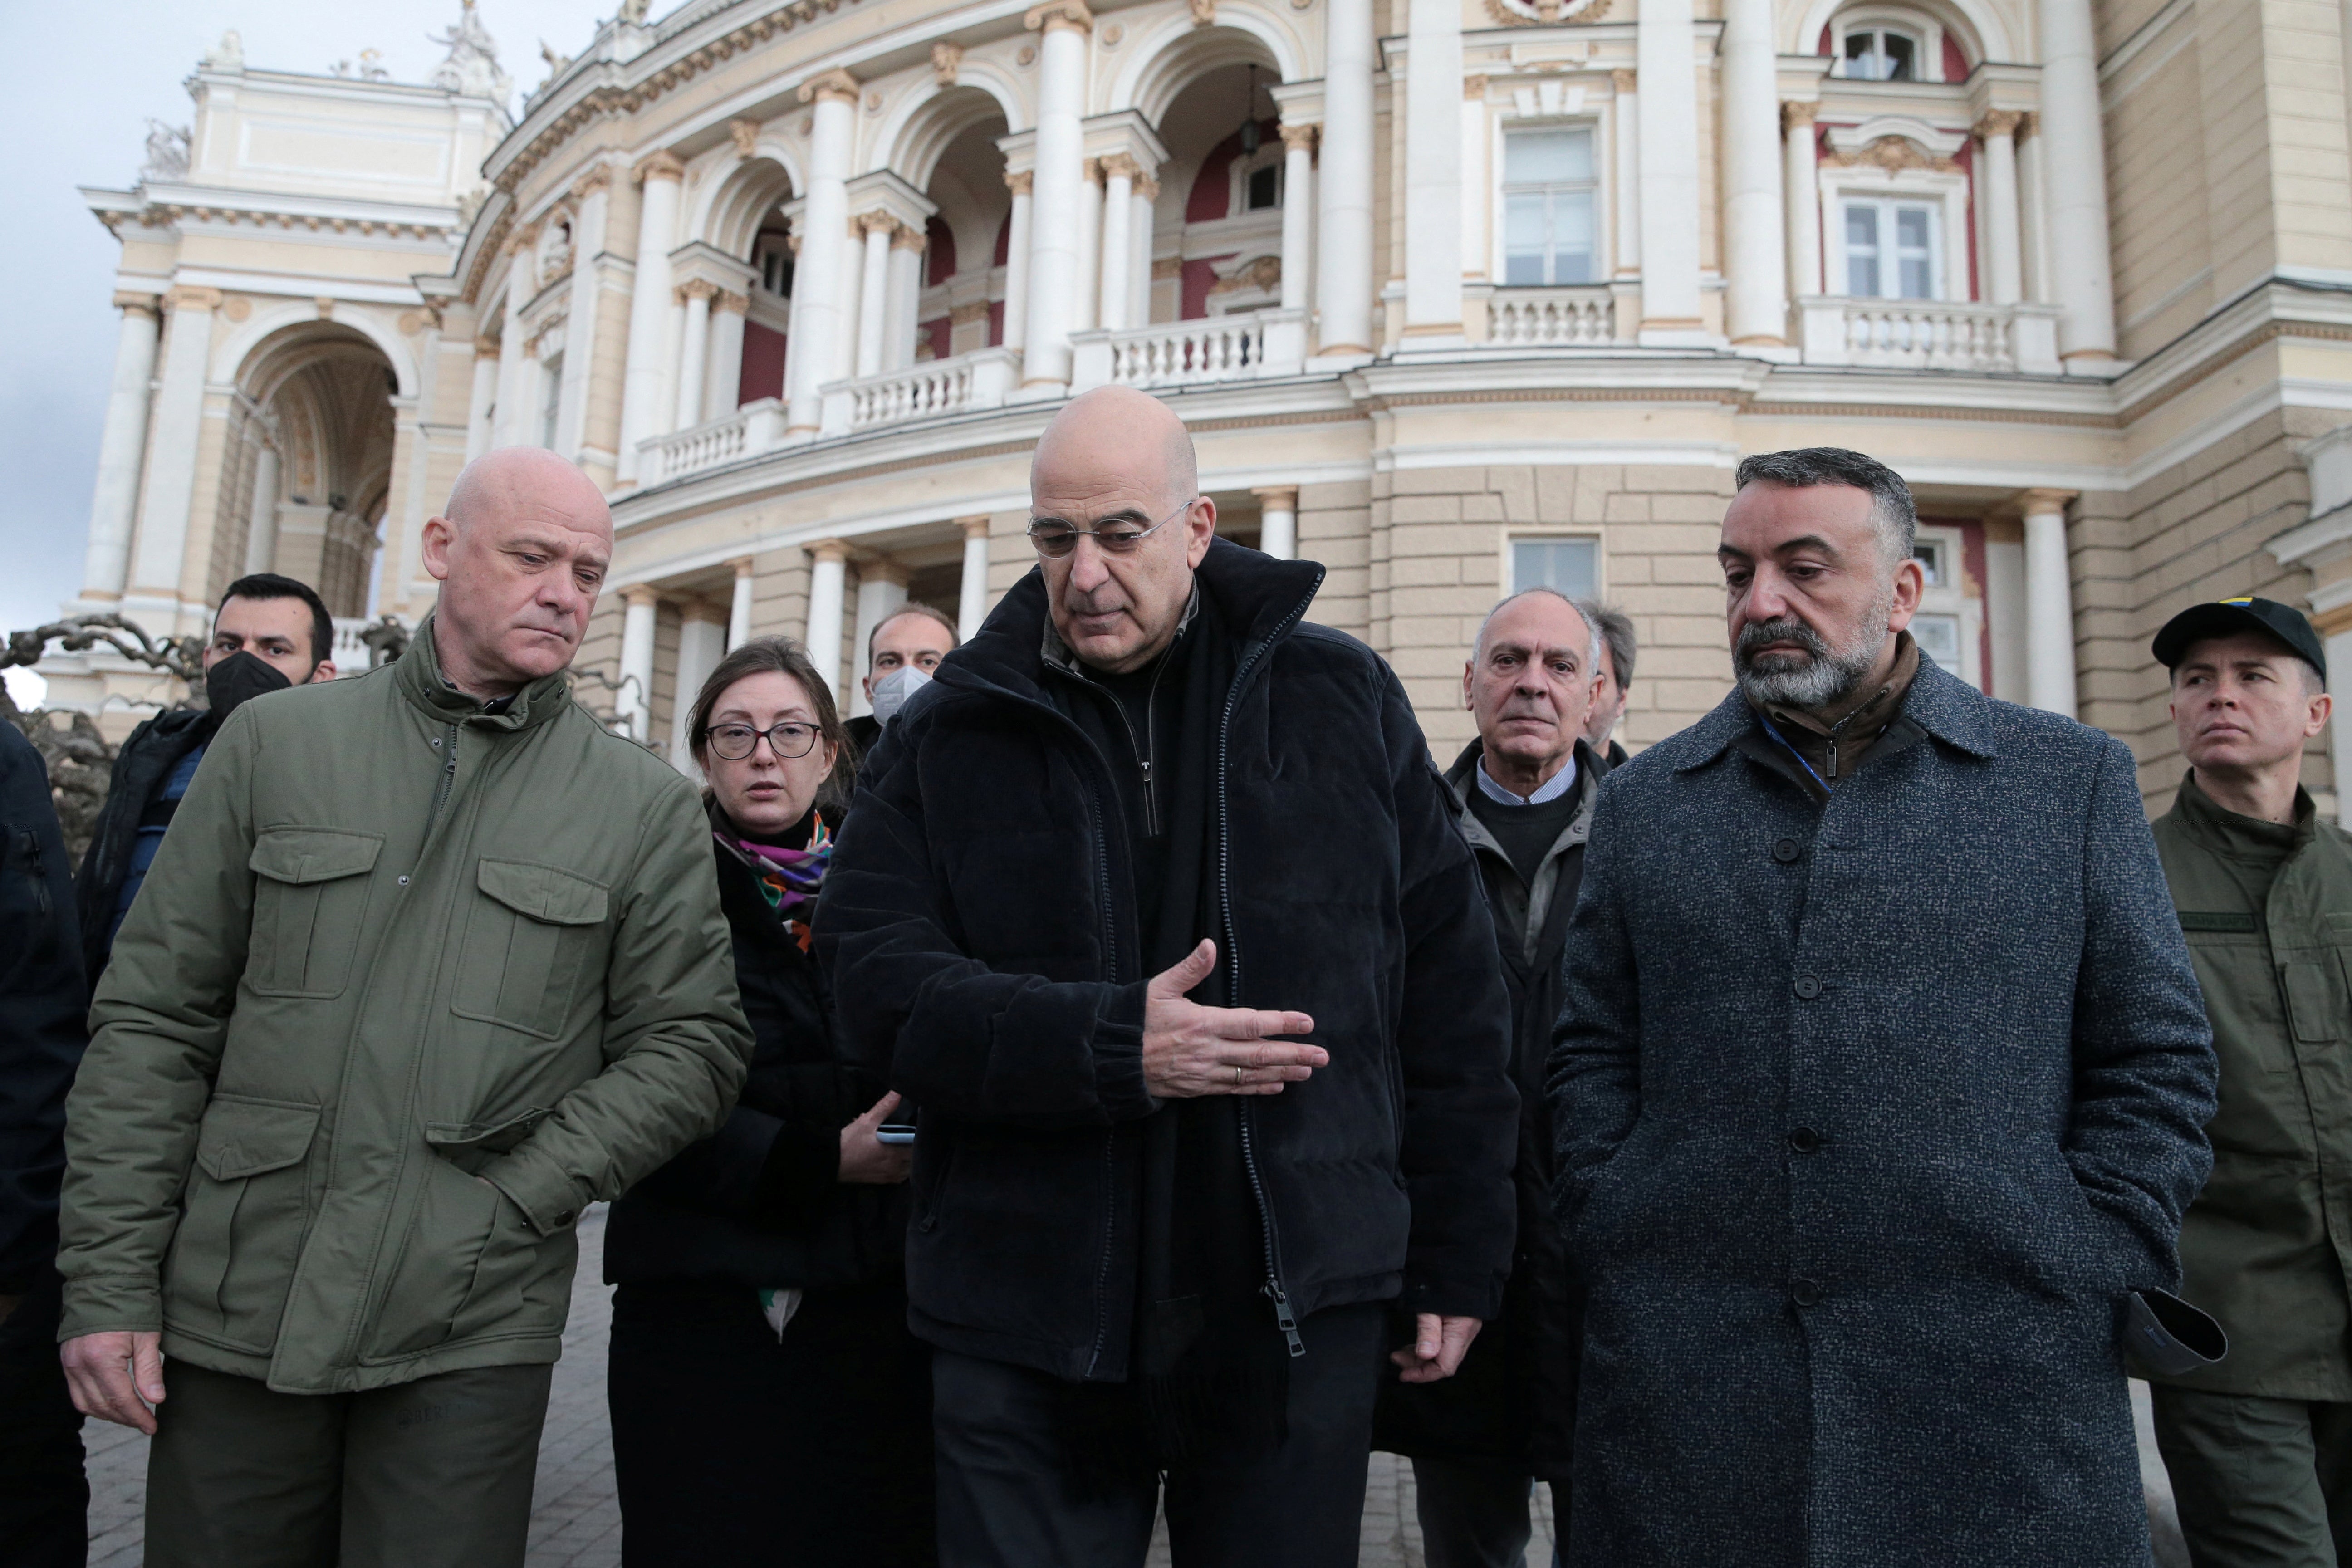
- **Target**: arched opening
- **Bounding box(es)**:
[916,99,1012,361]
[697,156,797,420]
[217,323,397,617]
[1133,32,1286,327]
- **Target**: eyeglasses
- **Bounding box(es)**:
[703,721,823,761]
[1027,496,1197,559]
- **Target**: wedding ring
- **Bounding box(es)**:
[1234,1065,1245,1087]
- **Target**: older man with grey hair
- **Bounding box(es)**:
[1549,446,2217,1566]
[1374,587,1609,1567]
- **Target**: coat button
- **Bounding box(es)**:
[1788,1127,1822,1154]
[1793,974,1822,1000]
[1791,1278,1823,1308]
[1772,837,1801,863]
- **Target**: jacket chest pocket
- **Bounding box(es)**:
[247,829,382,999]
[451,859,610,1039]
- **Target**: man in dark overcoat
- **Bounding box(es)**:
[1548,446,2219,1567]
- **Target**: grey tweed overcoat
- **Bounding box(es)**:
[1548,660,2217,1568]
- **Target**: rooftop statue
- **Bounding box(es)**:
[428,0,513,104]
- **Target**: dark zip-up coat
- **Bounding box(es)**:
[604,816,907,1291]
[75,706,211,981]
[818,539,1518,1382]
[1376,738,1601,1480]
[0,724,86,1294]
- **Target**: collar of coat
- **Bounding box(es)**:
[1665,652,1999,774]
[1445,735,1605,862]
[936,535,1326,711]
[392,611,574,733]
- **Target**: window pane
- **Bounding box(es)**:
[1896,206,1934,298]
[1511,538,1598,599]
[1505,128,1589,184]
[1845,205,1881,297]
[1913,541,1944,587]
[1552,191,1596,284]
[1911,612,1963,671]
[1882,33,1916,81]
[1844,32,1878,78]
[1504,191,1549,285]
[1247,164,1280,211]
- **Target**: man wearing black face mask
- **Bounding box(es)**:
[77,573,337,980]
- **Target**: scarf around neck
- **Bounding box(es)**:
[717,808,831,951]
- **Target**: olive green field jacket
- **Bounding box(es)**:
[56,620,752,1393]
[2153,773,2352,1399]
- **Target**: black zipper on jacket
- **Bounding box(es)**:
[1080,768,1121,1377]
[1217,592,1316,1359]
[1089,652,1173,838]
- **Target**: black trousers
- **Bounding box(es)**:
[0,1266,86,1568]
[145,1359,552,1568]
[1411,1455,1565,1568]
[607,1281,936,1568]
[932,1302,1388,1568]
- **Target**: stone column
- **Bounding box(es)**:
[1279,126,1317,314]
[1318,0,1375,353]
[465,340,500,462]
[1976,111,2025,306]
[855,213,897,379]
[1129,176,1159,327]
[666,604,730,768]
[1075,160,1104,336]
[492,236,537,448]
[2021,488,2078,718]
[1782,102,1821,296]
[705,292,747,418]
[1002,170,1034,352]
[1720,0,1786,345]
[672,280,718,429]
[242,444,281,575]
[849,560,911,718]
[1612,71,1641,274]
[728,557,756,647]
[1403,0,1463,337]
[804,539,851,701]
[1098,156,1137,332]
[888,227,926,369]
[618,586,659,741]
[957,516,993,638]
[1022,0,1093,388]
[81,293,160,601]
[1254,486,1299,560]
[788,70,861,431]
[554,170,612,461]
[130,284,222,605]
[617,152,686,484]
[1637,0,1703,340]
[2037,0,2117,367]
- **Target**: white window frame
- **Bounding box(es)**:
[1228,142,1285,218]
[1502,529,1604,600]
[1495,120,1605,289]
[1908,522,1983,690]
[1831,7,1948,84]
[1837,196,1942,300]
[1818,163,1970,301]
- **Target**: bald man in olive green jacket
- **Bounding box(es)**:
[56,450,752,1568]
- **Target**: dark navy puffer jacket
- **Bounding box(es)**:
[1548,660,2218,1568]
[818,539,1518,1382]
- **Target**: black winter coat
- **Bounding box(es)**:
[0,723,88,1292]
[74,706,211,981]
[1548,665,2218,1567]
[603,814,906,1292]
[1376,738,1602,1481]
[818,539,1519,1382]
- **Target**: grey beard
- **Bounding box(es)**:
[1735,611,1889,711]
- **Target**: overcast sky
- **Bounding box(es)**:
[0,0,608,648]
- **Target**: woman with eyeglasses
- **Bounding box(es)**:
[603,637,934,1568]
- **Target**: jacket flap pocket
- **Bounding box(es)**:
[250,829,382,886]
[475,859,608,926]
[194,1097,320,1181]
[424,1106,552,1154]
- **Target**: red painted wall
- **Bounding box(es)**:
[739,320,787,405]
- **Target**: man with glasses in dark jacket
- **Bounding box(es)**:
[821,384,1518,1568]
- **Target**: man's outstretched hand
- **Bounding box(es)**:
[1392,1314,1481,1383]
[62,1330,165,1434]
[1142,939,1326,1098]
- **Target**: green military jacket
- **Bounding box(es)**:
[57,618,752,1393]
[2153,773,2352,1398]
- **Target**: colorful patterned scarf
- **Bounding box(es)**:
[725,813,831,951]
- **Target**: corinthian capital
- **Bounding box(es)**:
[1024,0,1094,34]
[796,68,861,106]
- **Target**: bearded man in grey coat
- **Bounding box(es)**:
[1548,447,2217,1567]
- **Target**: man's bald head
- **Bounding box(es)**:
[421,447,613,696]
[1033,385,1198,514]
[1027,387,1215,675]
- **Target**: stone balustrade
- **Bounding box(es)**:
[640,397,787,484]
[1069,309,1307,392]
[1485,288,1617,348]
[1796,297,2063,375]
[818,348,1019,436]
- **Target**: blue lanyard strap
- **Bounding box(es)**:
[1754,711,1831,794]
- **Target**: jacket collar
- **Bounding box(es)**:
[393,611,574,733]
[1446,736,1603,859]
[938,536,1326,711]
[1672,653,1998,773]
[2168,769,2313,859]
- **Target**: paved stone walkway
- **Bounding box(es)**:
[83,1205,2182,1567]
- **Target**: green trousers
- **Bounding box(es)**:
[143,1359,553,1568]
[2152,1384,2352,1568]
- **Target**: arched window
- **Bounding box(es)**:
[1826,7,1960,85]
[1841,25,1920,81]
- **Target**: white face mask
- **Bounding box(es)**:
[870,665,933,725]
